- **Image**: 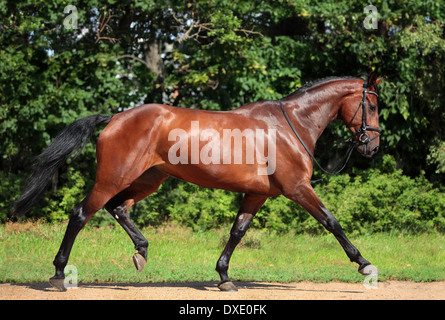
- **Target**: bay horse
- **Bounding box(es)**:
[14,72,382,292]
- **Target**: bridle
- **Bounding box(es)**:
[345,80,381,145]
[279,79,381,177]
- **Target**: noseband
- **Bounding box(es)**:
[346,80,381,145]
[279,79,381,177]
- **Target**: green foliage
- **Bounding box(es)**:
[246,156,444,235]
[427,140,445,174]
[119,179,240,231]
[314,156,445,235]
[167,182,240,231]
[42,167,89,222]
[1,1,444,232]
[0,172,24,223]
[124,156,444,235]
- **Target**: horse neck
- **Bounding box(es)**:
[281,80,357,150]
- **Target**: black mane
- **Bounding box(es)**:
[284,76,362,99]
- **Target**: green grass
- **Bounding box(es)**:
[1,221,444,284]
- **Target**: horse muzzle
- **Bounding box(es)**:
[356,136,380,158]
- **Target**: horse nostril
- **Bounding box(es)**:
[372,146,379,154]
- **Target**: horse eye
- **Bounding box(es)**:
[370,105,377,112]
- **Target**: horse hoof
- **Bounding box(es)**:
[358,264,379,276]
[49,277,67,292]
[132,253,146,272]
[218,281,238,292]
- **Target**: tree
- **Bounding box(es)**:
[1,0,443,222]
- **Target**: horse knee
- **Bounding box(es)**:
[230,213,253,239]
[136,238,148,251]
[230,223,250,239]
[230,228,244,239]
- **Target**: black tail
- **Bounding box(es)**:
[13,114,113,217]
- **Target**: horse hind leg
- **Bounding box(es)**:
[105,167,168,272]
[49,165,155,291]
[49,122,165,290]
[49,187,113,291]
[48,167,164,291]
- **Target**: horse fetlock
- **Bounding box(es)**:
[135,239,148,251]
[215,260,228,275]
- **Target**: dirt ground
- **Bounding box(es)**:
[1,280,444,300]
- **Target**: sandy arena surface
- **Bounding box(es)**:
[1,280,444,300]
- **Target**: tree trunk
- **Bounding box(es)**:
[143,39,165,103]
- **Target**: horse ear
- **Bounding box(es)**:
[376,77,382,85]
[367,71,378,86]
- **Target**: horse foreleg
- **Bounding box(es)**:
[284,183,378,276]
[216,194,267,292]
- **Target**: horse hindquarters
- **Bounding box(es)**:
[50,117,160,290]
